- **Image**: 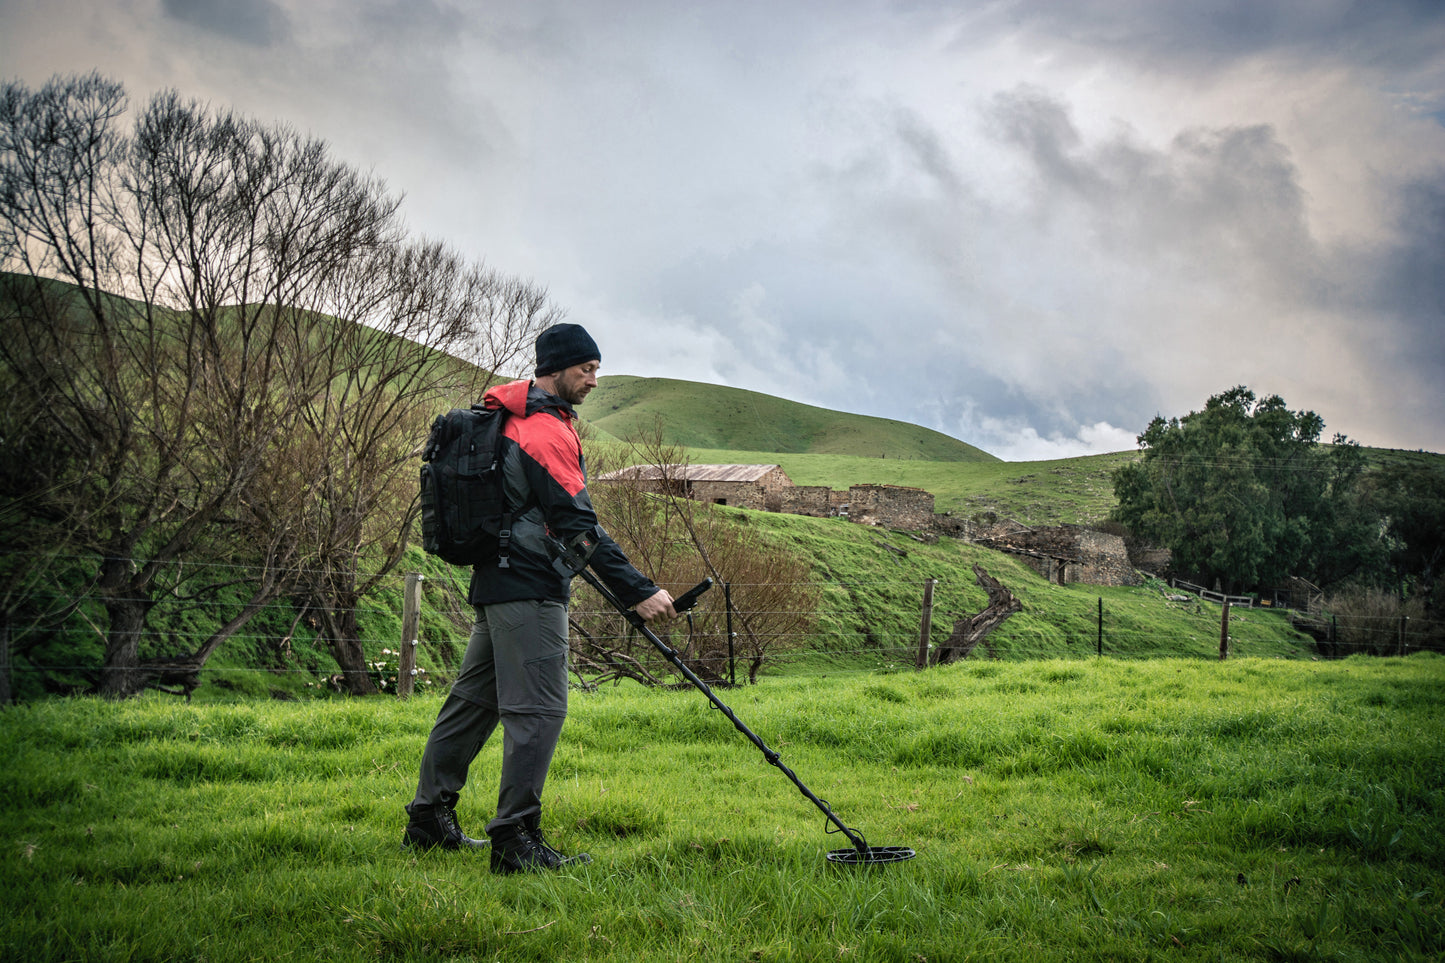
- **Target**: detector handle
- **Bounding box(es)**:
[672,577,714,614]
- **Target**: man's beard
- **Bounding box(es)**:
[558,376,590,405]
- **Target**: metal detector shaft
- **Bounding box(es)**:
[576,568,870,854]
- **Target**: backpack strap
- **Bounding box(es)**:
[497,507,513,569]
[472,402,516,570]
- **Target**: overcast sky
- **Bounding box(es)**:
[3,0,1443,458]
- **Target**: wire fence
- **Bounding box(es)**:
[5,559,1443,696]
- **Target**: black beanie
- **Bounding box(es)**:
[534,323,601,376]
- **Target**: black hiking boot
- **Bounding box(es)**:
[401,803,489,852]
[489,823,591,874]
[526,817,592,868]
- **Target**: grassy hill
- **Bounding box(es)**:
[584,375,997,463]
[710,507,1318,665]
[7,269,1440,699]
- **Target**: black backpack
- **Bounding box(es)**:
[419,404,514,568]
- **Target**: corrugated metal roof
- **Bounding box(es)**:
[599,464,785,483]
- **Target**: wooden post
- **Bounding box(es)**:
[1220,600,1230,661]
[725,581,735,686]
[399,573,423,698]
[917,578,936,670]
[1097,597,1103,656]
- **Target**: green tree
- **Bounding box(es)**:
[1112,386,1378,593]
[1369,460,1445,614]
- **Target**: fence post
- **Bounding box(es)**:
[916,578,936,670]
[1097,597,1103,656]
[1400,615,1408,656]
[1220,600,1230,661]
[399,573,423,699]
[725,581,735,686]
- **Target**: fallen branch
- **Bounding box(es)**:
[871,537,908,559]
[932,564,1022,665]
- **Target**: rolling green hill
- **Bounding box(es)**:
[584,375,997,463]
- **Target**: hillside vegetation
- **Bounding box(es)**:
[709,507,1317,665]
[5,266,1439,700]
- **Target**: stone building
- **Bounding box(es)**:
[597,464,794,511]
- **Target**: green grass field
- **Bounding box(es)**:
[5,655,1442,962]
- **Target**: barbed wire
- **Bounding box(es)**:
[10,588,1440,631]
[8,631,1420,678]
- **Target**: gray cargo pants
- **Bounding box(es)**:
[407,599,569,834]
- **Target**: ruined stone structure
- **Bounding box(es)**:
[845,484,936,529]
[973,524,1138,587]
[778,485,834,517]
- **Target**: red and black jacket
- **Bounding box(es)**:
[467,379,658,608]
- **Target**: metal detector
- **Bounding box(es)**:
[559,545,915,866]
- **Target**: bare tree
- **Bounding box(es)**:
[0,358,95,702]
[279,245,558,693]
[0,73,554,697]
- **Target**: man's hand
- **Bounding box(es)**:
[634,588,676,623]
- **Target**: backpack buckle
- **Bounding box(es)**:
[497,516,513,568]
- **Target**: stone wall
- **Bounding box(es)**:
[976,524,1138,587]
[1072,527,1138,586]
[690,479,766,510]
[682,466,794,511]
[929,514,970,538]
[779,485,834,517]
[846,484,936,530]
[756,465,795,512]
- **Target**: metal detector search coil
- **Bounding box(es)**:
[826,846,916,865]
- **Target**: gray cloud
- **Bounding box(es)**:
[160,0,290,47]
[968,0,1445,74]
[3,0,1443,457]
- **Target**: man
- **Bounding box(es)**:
[402,322,675,873]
